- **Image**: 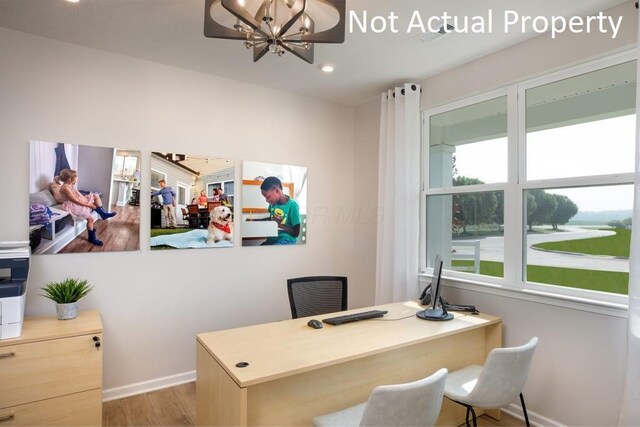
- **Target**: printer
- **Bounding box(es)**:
[0,242,30,340]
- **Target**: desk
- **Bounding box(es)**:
[196,301,502,426]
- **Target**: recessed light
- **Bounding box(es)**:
[65,0,80,3]
[320,64,335,73]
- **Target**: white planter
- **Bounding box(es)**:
[56,302,78,320]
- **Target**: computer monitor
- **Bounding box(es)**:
[417,255,453,321]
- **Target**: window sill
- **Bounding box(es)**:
[418,274,628,318]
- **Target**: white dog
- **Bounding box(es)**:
[207,206,233,244]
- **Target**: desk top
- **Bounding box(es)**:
[197,301,501,388]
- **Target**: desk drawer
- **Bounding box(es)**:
[0,389,102,426]
[0,333,102,409]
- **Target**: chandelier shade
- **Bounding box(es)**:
[204,0,346,64]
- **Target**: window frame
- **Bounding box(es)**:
[176,181,190,206]
[421,50,636,309]
[150,169,167,192]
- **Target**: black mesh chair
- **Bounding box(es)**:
[287,276,348,319]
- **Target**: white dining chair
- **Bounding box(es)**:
[444,337,539,426]
[313,368,448,427]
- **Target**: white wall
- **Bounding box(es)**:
[0,27,372,393]
[407,2,637,425]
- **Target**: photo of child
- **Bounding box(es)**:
[241,161,307,247]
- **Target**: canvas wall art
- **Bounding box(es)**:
[28,140,141,254]
[149,152,235,250]
[242,160,307,246]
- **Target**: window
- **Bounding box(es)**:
[113,152,139,177]
[423,54,636,305]
[425,94,507,281]
[176,181,190,206]
[207,180,235,205]
[150,169,167,191]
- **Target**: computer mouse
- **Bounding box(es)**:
[307,319,323,329]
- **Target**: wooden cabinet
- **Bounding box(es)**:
[0,311,103,426]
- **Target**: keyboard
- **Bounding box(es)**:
[322,310,388,325]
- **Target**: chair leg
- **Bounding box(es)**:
[469,406,477,427]
[450,399,476,427]
[520,393,530,427]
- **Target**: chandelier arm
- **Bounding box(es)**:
[281,32,305,40]
[253,43,270,62]
[281,42,314,64]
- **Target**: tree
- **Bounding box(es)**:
[527,190,557,230]
[550,195,578,230]
[608,220,625,229]
[623,217,632,228]
[494,191,504,226]
[525,193,537,231]
[451,176,498,233]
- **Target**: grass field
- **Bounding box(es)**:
[452,260,628,295]
[150,228,191,237]
[532,228,630,258]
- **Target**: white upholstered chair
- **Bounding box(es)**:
[312,368,448,427]
[444,337,538,427]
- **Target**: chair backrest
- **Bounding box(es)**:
[287,276,347,319]
[466,337,538,408]
[207,201,221,212]
[360,368,447,427]
[187,204,199,216]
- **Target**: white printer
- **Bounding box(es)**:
[0,242,30,339]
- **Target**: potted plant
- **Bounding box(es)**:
[40,277,93,320]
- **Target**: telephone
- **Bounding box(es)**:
[419,284,432,306]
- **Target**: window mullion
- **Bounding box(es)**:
[504,85,521,290]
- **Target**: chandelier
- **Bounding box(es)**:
[204,0,346,64]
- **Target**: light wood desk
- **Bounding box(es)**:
[196,301,502,426]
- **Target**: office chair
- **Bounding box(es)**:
[444,337,538,427]
[287,276,347,319]
[313,368,448,427]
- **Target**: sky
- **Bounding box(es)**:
[453,115,635,212]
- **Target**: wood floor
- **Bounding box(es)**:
[102,382,524,427]
[60,204,140,253]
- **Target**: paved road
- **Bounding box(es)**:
[453,226,628,273]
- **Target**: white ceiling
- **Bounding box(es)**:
[0,0,629,106]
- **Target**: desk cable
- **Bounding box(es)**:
[372,312,419,321]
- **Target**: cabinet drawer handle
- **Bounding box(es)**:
[0,352,15,359]
[0,413,14,422]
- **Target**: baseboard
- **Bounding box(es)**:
[504,402,566,427]
[102,370,196,402]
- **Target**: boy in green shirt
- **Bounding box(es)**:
[257,176,300,245]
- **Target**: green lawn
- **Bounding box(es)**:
[452,260,628,295]
[532,228,630,258]
[150,228,191,237]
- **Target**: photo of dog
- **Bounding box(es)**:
[207,206,233,244]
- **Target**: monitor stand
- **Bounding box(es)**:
[416,298,454,321]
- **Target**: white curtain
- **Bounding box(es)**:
[619,7,640,424]
[375,83,422,304]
